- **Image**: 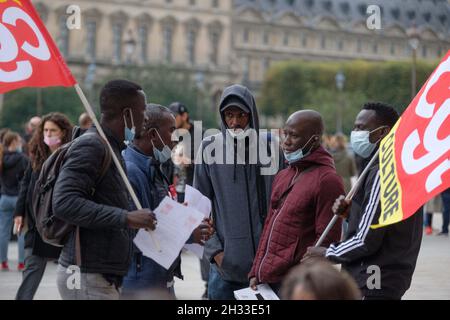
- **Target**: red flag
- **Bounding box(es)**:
[0,0,76,94]
[374,50,450,228]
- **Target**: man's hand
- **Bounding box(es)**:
[301,246,327,263]
[332,195,351,219]
[14,216,23,234]
[192,218,215,245]
[214,252,224,267]
[127,209,157,230]
[249,277,259,291]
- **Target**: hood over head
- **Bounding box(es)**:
[219,84,260,134]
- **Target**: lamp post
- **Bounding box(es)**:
[124,30,137,65]
[194,71,205,120]
[408,24,420,99]
[84,62,97,111]
[335,71,345,133]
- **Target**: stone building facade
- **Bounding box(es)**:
[32,0,450,102]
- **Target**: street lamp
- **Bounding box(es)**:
[124,30,137,65]
[84,62,97,111]
[408,24,420,99]
[194,71,205,120]
[335,71,345,133]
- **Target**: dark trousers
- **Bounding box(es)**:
[442,190,450,234]
[15,248,47,300]
[207,264,247,300]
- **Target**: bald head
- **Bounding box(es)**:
[79,112,93,130]
[26,116,42,134]
[286,110,324,137]
[282,109,324,156]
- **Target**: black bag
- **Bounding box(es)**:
[33,132,111,249]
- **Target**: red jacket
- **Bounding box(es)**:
[249,146,344,284]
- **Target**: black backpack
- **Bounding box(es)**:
[33,132,111,250]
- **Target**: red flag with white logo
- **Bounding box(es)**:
[374,50,450,228]
[0,0,76,94]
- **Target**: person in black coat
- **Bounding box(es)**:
[0,131,28,271]
[14,113,73,300]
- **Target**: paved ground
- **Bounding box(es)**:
[0,215,449,300]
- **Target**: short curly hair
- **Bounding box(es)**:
[362,102,399,128]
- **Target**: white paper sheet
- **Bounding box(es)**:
[184,185,212,217]
[183,185,212,258]
[134,196,204,270]
[234,284,280,300]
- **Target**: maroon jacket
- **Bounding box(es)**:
[249,146,344,284]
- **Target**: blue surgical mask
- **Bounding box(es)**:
[151,129,172,163]
[283,135,317,164]
[123,109,136,145]
[350,127,385,158]
[16,146,23,153]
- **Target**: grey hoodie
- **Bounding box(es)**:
[194,84,281,283]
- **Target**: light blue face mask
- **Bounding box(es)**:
[151,129,172,164]
[283,135,317,164]
[350,127,385,158]
[16,146,23,153]
[123,108,136,145]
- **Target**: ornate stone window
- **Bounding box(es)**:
[84,9,102,63]
[208,21,223,65]
[161,16,177,63]
[185,19,200,65]
[110,11,128,64]
[136,14,153,64]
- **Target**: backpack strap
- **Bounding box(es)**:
[75,227,81,266]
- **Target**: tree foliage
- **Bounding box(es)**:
[259,59,438,134]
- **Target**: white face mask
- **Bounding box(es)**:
[227,125,250,139]
[151,129,172,163]
[283,135,318,164]
[123,108,136,145]
[350,126,386,158]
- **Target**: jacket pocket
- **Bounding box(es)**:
[221,236,252,282]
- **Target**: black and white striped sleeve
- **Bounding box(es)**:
[325,170,386,264]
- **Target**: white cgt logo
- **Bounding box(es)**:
[401,56,450,193]
[0,6,50,83]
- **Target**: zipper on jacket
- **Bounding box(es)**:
[257,167,299,282]
[244,164,257,255]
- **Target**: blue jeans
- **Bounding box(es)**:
[208,264,247,300]
[121,253,175,299]
[442,190,450,234]
[0,195,24,263]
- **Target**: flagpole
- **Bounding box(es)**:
[74,84,161,252]
[315,149,380,247]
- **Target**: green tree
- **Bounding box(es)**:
[258,59,438,134]
[1,87,83,132]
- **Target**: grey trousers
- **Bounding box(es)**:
[56,265,120,300]
[15,249,47,300]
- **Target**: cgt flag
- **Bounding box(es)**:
[0,0,76,93]
[374,50,450,228]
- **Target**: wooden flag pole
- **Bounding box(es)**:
[74,84,161,252]
[315,149,380,247]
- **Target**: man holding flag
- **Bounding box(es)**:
[1,1,160,299]
[304,50,450,299]
[303,102,424,300]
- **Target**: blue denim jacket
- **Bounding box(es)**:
[122,145,180,292]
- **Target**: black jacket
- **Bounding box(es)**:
[326,153,423,299]
[53,126,132,276]
[1,151,29,196]
[14,164,61,258]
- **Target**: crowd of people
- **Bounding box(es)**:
[0,79,449,300]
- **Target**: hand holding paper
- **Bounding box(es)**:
[134,197,204,269]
